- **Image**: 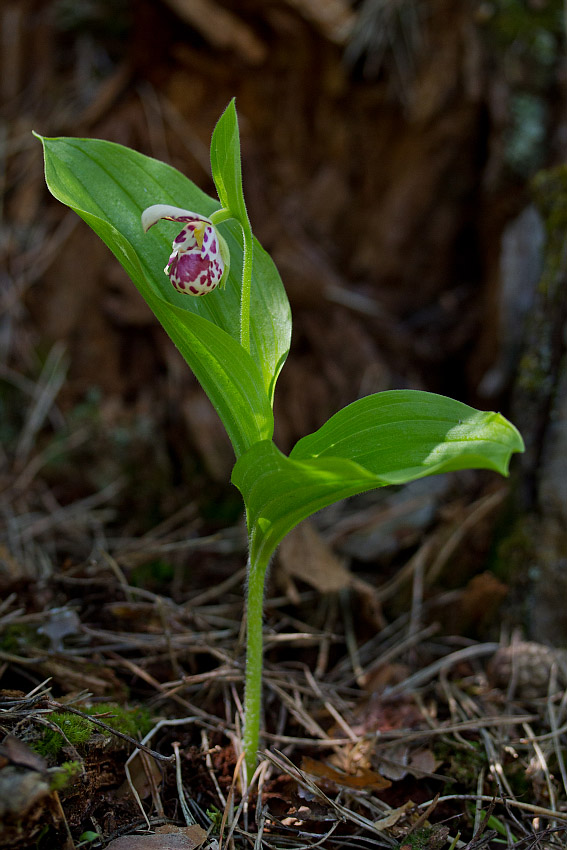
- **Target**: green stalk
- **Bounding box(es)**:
[210,208,253,354]
[212,208,258,774]
[240,226,253,354]
[242,550,270,779]
[210,208,233,226]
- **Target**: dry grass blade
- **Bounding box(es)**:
[262,749,399,843]
[172,740,196,826]
[124,717,207,828]
[425,490,507,585]
[416,794,567,823]
[303,666,358,743]
[383,643,501,696]
[522,721,557,823]
[218,750,245,850]
[14,344,68,467]
[548,665,567,800]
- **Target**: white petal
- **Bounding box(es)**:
[141,204,211,232]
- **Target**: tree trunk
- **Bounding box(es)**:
[507,166,567,642]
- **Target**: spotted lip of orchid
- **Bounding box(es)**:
[142,204,230,296]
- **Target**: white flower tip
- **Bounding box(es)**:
[141,204,210,232]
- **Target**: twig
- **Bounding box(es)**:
[384,642,501,696]
[172,740,196,826]
[416,794,567,822]
[548,664,567,800]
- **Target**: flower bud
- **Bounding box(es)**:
[142,204,229,296]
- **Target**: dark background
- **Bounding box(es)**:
[1,0,566,631]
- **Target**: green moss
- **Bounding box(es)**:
[434,739,487,792]
[397,826,450,850]
[492,517,535,583]
[84,702,154,739]
[48,760,81,791]
[512,165,567,397]
[206,805,223,831]
[532,165,567,242]
[34,712,94,757]
[130,559,175,591]
[0,623,49,654]
[516,346,554,395]
[33,703,154,758]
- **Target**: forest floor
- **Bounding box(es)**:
[2,1,567,848]
[2,462,567,850]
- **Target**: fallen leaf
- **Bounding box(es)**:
[156,825,208,843]
[106,824,208,849]
[376,743,411,781]
[0,735,47,772]
[118,751,162,800]
[459,572,508,628]
[301,755,391,791]
[374,801,415,830]
[0,767,51,818]
[278,521,352,594]
[277,521,384,625]
[352,696,423,738]
[408,748,443,777]
[360,661,411,693]
[377,744,444,782]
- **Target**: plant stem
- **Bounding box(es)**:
[211,208,253,354]
[209,207,232,226]
[240,226,253,354]
[242,551,269,779]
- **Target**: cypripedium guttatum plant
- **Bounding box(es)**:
[36,100,524,782]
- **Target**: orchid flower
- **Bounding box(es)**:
[142,204,230,296]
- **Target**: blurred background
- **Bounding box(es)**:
[1,0,566,639]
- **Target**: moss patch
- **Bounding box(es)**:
[33,703,154,759]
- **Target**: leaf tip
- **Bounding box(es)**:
[502,416,525,457]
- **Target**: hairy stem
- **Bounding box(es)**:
[240,226,253,354]
[210,208,253,354]
[209,207,232,227]
[242,551,269,779]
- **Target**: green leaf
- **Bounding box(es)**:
[72,206,273,456]
[37,134,291,451]
[210,99,251,232]
[78,831,101,844]
[291,390,524,481]
[232,440,380,568]
[148,301,275,458]
[233,391,524,567]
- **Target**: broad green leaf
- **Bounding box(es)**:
[232,440,380,568]
[210,99,251,232]
[291,390,524,480]
[38,135,292,446]
[233,392,524,567]
[37,136,281,455]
